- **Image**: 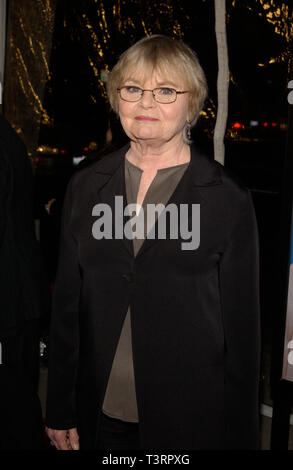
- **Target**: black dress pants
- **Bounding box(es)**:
[98,413,140,450]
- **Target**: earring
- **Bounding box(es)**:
[187,121,191,141]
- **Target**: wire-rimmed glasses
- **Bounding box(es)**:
[117,86,189,104]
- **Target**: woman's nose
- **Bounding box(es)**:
[139,90,156,107]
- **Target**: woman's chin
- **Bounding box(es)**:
[131,133,159,142]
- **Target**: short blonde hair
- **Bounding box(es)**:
[107,35,208,128]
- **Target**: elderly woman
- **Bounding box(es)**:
[46,35,260,450]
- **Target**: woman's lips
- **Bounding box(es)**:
[135,116,159,121]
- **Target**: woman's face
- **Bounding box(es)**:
[118,70,190,146]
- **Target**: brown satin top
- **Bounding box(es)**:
[102,156,189,422]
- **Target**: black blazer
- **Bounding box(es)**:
[46,143,261,449]
[0,115,49,328]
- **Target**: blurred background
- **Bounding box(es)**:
[0,0,292,449]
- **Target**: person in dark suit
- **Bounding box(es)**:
[0,115,49,449]
[46,35,261,450]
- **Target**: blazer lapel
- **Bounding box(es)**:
[90,144,223,259]
[136,146,223,258]
[92,144,134,257]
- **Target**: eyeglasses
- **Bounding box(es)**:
[117,86,189,104]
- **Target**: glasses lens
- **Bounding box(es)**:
[120,86,142,102]
[154,88,176,103]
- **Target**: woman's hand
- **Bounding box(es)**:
[46,427,79,450]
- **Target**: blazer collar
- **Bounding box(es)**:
[92,143,223,189]
[189,145,223,187]
[90,143,222,257]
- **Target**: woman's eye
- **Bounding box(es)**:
[126,86,141,93]
[158,87,173,95]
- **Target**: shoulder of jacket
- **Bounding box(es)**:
[190,146,251,212]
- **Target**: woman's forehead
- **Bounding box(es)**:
[122,65,186,87]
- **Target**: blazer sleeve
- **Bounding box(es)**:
[46,176,81,429]
[219,188,261,449]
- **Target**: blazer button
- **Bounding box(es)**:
[122,273,133,282]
